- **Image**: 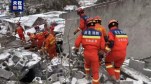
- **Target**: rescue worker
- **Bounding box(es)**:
[74,18,105,84]
[44,22,49,32]
[74,8,89,35]
[105,20,128,83]
[15,22,26,43]
[42,32,57,60]
[50,22,58,36]
[94,16,108,61]
[94,16,108,42]
[34,25,45,49]
[27,32,37,49]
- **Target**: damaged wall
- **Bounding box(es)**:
[61,0,151,59]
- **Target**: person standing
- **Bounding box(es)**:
[105,19,128,83]
[74,18,105,84]
[74,8,89,35]
[15,22,26,43]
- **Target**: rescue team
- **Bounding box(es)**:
[15,8,128,84]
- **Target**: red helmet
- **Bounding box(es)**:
[94,16,102,21]
[86,17,95,26]
[94,16,102,24]
[108,19,118,29]
[44,31,49,36]
[27,32,31,36]
[77,8,84,15]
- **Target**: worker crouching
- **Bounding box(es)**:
[43,32,57,60]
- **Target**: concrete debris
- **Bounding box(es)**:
[129,58,151,77]
[121,65,151,83]
[0,68,14,79]
[0,48,41,81]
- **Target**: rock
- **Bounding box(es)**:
[0,68,14,79]
[129,58,145,72]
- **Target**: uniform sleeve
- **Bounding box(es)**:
[44,37,50,49]
[102,26,108,42]
[75,34,82,48]
[108,32,114,41]
[79,18,85,30]
[100,34,105,50]
[108,32,115,48]
[102,26,107,37]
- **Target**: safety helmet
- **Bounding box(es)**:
[108,19,118,29]
[27,32,31,36]
[86,17,95,26]
[44,31,49,37]
[94,16,102,24]
[77,8,84,15]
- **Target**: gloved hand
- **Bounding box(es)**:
[98,50,104,61]
[105,46,111,53]
[74,31,77,35]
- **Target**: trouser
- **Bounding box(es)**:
[105,50,126,80]
[37,39,44,49]
[18,33,25,41]
[84,50,100,84]
[56,41,63,54]
[47,45,57,60]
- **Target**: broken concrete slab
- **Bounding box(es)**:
[120,80,133,84]
[6,81,21,84]
[129,58,145,72]
[121,65,151,83]
[0,68,14,79]
[143,68,151,77]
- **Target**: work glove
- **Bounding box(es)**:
[74,31,77,35]
[98,50,104,61]
[105,46,111,53]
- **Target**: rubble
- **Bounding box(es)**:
[0,48,41,83]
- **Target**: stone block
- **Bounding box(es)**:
[120,80,133,84]
[143,68,151,77]
[0,68,14,79]
[129,58,145,72]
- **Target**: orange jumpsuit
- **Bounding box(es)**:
[50,25,55,36]
[29,33,37,48]
[95,23,108,42]
[35,31,45,49]
[75,14,89,33]
[105,27,128,80]
[16,26,25,41]
[75,27,105,84]
[44,34,57,60]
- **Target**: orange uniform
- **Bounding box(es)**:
[50,25,55,36]
[105,27,128,80]
[75,27,105,84]
[95,23,108,42]
[79,15,89,31]
[29,33,37,48]
[74,14,89,34]
[16,26,25,41]
[44,34,57,59]
[35,31,45,49]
